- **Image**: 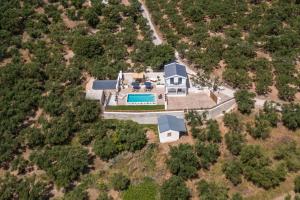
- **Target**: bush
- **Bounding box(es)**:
[232,193,243,200]
[161,176,189,200]
[295,176,300,193]
[240,145,287,189]
[223,112,243,131]
[30,146,89,188]
[274,140,300,172]
[206,120,222,143]
[197,179,228,200]
[235,90,255,114]
[84,8,100,28]
[123,178,158,200]
[225,131,245,156]
[166,144,199,179]
[196,142,220,169]
[93,121,147,160]
[282,104,300,130]
[0,174,49,200]
[72,36,103,58]
[223,160,243,186]
[110,173,130,191]
[246,117,271,140]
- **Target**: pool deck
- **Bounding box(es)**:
[115,86,165,106]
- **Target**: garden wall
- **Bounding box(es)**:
[103,98,236,124]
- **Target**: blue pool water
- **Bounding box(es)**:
[127,94,156,103]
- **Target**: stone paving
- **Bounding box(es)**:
[167,91,231,110]
[167,93,215,110]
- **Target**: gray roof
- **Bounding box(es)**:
[158,115,186,133]
[92,80,117,90]
[164,62,187,78]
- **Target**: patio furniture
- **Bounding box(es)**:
[131,82,141,92]
[144,82,152,91]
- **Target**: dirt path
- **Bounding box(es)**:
[139,0,163,45]
[139,0,197,76]
[273,191,295,200]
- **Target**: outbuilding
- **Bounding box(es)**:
[157,115,187,143]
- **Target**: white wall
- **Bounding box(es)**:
[166,75,187,87]
[159,130,180,143]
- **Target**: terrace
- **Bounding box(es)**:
[111,72,166,106]
[166,91,231,110]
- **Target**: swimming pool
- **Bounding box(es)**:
[127,94,156,104]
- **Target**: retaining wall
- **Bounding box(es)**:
[103,98,236,124]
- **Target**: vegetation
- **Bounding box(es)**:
[93,120,147,161]
[110,173,130,191]
[160,176,190,200]
[106,105,165,111]
[145,0,300,101]
[166,144,199,179]
[1,0,300,199]
[197,179,228,200]
[123,178,158,200]
[30,146,89,188]
[295,176,300,193]
[234,90,255,114]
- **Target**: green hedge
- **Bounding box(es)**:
[106,105,165,111]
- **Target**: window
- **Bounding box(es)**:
[167,132,172,137]
[178,78,182,84]
[170,78,174,84]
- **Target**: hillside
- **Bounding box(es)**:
[145,0,300,102]
[1,0,300,200]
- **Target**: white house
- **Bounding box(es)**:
[157,115,187,143]
[164,62,188,96]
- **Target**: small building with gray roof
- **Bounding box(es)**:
[157,115,187,143]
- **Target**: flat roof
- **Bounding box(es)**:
[92,80,117,90]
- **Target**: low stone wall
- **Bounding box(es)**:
[206,98,236,119]
[103,98,236,124]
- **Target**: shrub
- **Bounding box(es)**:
[234,90,255,114]
[232,193,243,200]
[110,173,130,191]
[282,104,300,130]
[197,179,228,200]
[246,117,271,140]
[166,144,199,179]
[30,146,89,188]
[223,112,243,131]
[225,131,245,156]
[196,142,220,169]
[223,160,243,185]
[161,176,189,200]
[72,36,103,59]
[123,178,158,200]
[295,176,300,193]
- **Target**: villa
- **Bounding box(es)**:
[86,61,232,111]
[164,63,188,96]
